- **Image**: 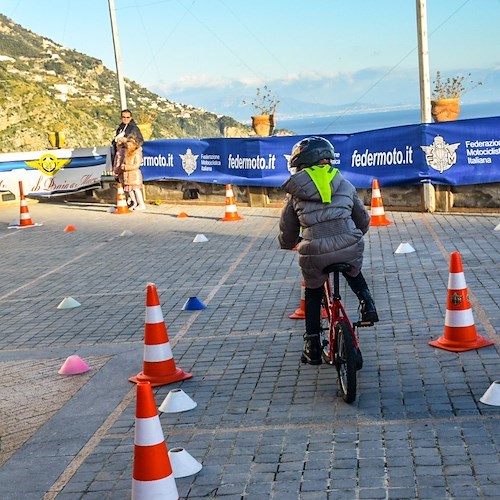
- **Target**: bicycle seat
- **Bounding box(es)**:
[323,263,352,274]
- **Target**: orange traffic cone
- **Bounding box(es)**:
[220,184,243,221]
[113,183,133,214]
[64,225,76,232]
[132,381,178,499]
[9,181,42,229]
[289,280,328,320]
[129,283,192,387]
[177,212,189,218]
[369,179,392,226]
[289,280,306,319]
[429,252,494,352]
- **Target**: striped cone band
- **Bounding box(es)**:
[146,304,164,324]
[289,281,306,319]
[130,283,192,386]
[132,382,178,499]
[371,195,385,210]
[221,184,243,221]
[429,251,493,352]
[445,253,474,327]
[370,178,391,226]
[117,194,127,207]
[20,210,32,221]
[132,476,178,499]
[19,211,35,226]
[143,288,175,369]
[117,188,127,206]
[371,206,386,216]
[448,272,467,290]
[135,420,165,447]
[445,308,475,327]
[144,342,173,363]
[114,183,132,214]
[17,181,36,226]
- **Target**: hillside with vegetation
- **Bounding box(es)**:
[0,14,252,153]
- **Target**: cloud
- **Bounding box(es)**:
[158,74,231,93]
[160,71,349,94]
[149,65,499,121]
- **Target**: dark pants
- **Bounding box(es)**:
[305,271,369,335]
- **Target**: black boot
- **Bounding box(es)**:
[356,289,379,323]
[301,333,322,365]
[343,271,379,324]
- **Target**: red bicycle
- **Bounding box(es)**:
[320,263,370,403]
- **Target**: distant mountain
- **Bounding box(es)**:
[154,66,498,123]
[161,85,393,123]
[153,72,423,122]
[0,14,251,153]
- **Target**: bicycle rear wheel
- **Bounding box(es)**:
[320,286,333,365]
[335,320,357,403]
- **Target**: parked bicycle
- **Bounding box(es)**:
[320,263,374,403]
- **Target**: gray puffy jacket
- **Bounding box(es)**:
[278,165,370,289]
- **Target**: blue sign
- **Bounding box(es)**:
[140,116,500,189]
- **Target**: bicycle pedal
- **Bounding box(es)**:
[353,320,374,328]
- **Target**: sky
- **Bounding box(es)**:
[1,0,500,121]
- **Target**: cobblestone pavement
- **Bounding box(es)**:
[0,200,498,499]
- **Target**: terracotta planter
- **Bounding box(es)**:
[48,131,65,149]
[251,114,275,136]
[431,98,461,122]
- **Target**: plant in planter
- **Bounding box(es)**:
[431,71,482,122]
[243,85,280,136]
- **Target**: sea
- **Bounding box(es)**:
[278,101,500,136]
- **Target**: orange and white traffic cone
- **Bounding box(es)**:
[9,181,42,229]
[289,280,306,319]
[132,381,178,499]
[289,280,328,320]
[130,283,192,387]
[113,182,133,214]
[220,184,243,221]
[369,179,392,226]
[429,252,494,352]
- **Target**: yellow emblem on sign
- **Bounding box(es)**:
[25,154,71,176]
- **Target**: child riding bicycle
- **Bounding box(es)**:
[279,136,379,365]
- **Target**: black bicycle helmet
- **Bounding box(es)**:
[289,136,335,170]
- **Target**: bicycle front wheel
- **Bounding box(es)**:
[335,320,357,403]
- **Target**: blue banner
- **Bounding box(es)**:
[422,117,500,186]
[141,116,500,189]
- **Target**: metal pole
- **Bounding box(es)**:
[416,0,431,123]
[416,0,435,212]
[108,0,127,111]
